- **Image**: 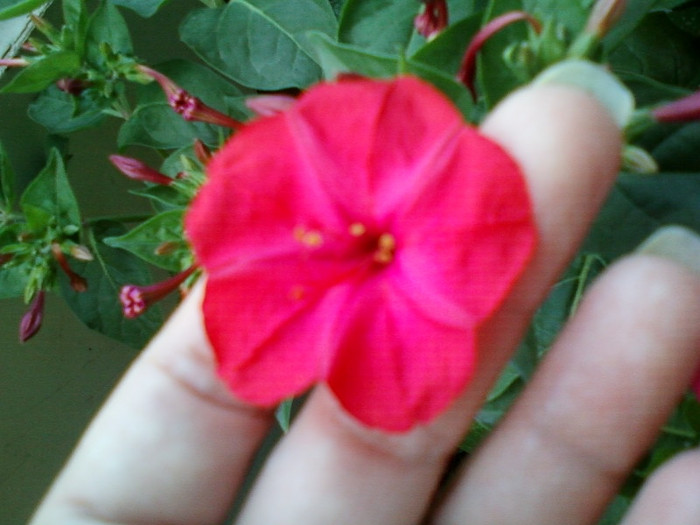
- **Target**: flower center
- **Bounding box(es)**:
[288,222,396,301]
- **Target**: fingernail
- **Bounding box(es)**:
[636,225,700,275]
[532,59,634,128]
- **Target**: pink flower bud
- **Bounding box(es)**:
[586,0,627,37]
[109,155,174,186]
[51,243,87,292]
[414,0,449,40]
[651,90,700,123]
[19,291,45,343]
[245,94,297,117]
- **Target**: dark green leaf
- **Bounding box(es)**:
[27,85,107,134]
[477,0,528,108]
[0,51,81,94]
[181,0,337,90]
[651,123,700,172]
[0,0,48,20]
[410,13,482,76]
[402,59,474,118]
[338,0,417,55]
[306,30,398,79]
[603,0,681,51]
[103,209,188,271]
[109,0,171,17]
[0,141,16,212]
[59,220,164,348]
[118,102,222,149]
[0,263,30,298]
[609,14,700,94]
[85,1,133,67]
[62,0,89,55]
[19,149,81,233]
[522,0,588,33]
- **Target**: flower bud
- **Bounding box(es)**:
[19,291,45,343]
[109,155,174,186]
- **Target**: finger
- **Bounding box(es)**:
[31,283,273,525]
[620,448,700,525]
[432,250,700,525]
[233,84,622,525]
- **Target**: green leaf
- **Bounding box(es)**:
[181,0,337,90]
[0,142,16,212]
[59,220,164,348]
[651,123,700,172]
[306,30,398,79]
[0,263,30,298]
[410,13,482,76]
[338,0,417,55]
[108,0,171,17]
[19,149,81,234]
[477,0,529,108]
[275,398,294,432]
[27,85,107,134]
[62,0,89,55]
[609,13,700,94]
[85,0,133,67]
[0,51,81,94]
[402,59,474,119]
[522,0,588,33]
[0,0,49,20]
[103,210,188,272]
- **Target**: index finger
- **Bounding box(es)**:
[30,282,274,525]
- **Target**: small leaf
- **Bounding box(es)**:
[103,210,188,272]
[410,13,482,75]
[109,0,171,17]
[19,149,81,234]
[0,141,16,212]
[85,1,133,67]
[0,51,81,94]
[27,85,107,134]
[306,30,398,79]
[0,0,49,21]
[338,0,418,55]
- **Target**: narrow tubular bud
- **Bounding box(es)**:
[109,155,174,185]
[245,94,297,117]
[651,91,700,123]
[51,243,88,292]
[457,11,542,98]
[193,139,212,165]
[586,0,627,37]
[415,0,449,40]
[0,58,30,67]
[20,291,45,342]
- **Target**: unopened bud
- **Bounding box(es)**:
[19,291,45,343]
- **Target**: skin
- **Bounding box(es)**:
[30,84,700,525]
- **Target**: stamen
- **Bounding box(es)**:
[293,226,324,247]
[349,223,367,237]
[374,233,396,264]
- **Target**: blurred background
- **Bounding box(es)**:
[0,3,199,522]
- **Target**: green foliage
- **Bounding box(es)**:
[0,0,49,20]
[1,2,700,519]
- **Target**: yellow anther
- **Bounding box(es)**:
[293,226,323,247]
[349,222,367,237]
[374,233,396,264]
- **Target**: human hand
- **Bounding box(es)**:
[30,84,700,525]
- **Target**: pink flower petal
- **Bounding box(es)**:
[328,276,476,431]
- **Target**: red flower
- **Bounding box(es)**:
[185,76,536,431]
